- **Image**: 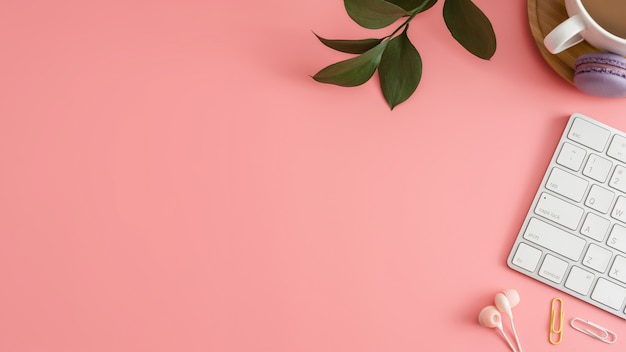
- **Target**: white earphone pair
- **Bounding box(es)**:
[478,289,523,352]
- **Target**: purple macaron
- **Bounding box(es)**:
[574,52,626,98]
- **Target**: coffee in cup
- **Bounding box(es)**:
[544,0,626,56]
[582,0,626,39]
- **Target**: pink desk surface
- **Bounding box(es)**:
[2,0,626,351]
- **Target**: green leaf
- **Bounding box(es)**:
[344,0,409,29]
[378,29,422,109]
[387,0,437,13]
[414,0,438,12]
[314,33,383,54]
[443,0,496,60]
[313,42,389,87]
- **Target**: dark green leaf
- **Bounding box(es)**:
[378,29,422,109]
[387,0,437,13]
[344,0,409,29]
[414,0,438,12]
[443,0,496,60]
[314,33,383,54]
[313,42,389,87]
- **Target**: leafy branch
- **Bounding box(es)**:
[313,0,496,109]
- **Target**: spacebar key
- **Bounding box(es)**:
[523,218,586,261]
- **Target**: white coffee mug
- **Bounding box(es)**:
[544,0,626,56]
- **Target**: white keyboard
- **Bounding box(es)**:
[507,113,626,319]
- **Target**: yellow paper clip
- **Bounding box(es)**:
[549,297,564,345]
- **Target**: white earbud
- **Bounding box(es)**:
[479,306,517,352]
[495,289,520,317]
[478,289,523,352]
[495,289,522,352]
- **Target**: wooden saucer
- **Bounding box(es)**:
[528,0,601,83]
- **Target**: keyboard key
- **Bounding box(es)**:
[585,185,614,214]
[557,142,586,171]
[511,242,542,272]
[582,244,612,273]
[523,218,586,261]
[609,255,626,284]
[612,196,626,223]
[583,153,613,182]
[591,278,626,310]
[546,168,588,202]
[580,213,610,242]
[607,224,626,253]
[568,117,610,152]
[539,254,568,283]
[609,165,626,193]
[565,266,595,295]
[608,134,626,163]
[534,192,584,230]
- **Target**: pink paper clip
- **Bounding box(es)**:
[570,318,617,344]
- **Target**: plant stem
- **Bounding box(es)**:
[385,11,418,41]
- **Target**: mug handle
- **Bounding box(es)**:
[544,14,586,54]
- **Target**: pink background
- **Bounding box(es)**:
[2,0,626,351]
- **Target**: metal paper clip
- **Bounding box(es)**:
[549,298,564,345]
[570,318,617,344]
